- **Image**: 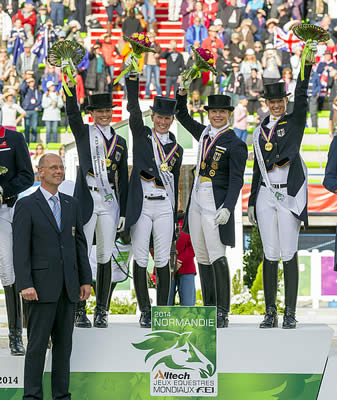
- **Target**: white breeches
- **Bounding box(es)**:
[0,206,15,286]
[83,190,119,264]
[256,185,301,262]
[188,183,226,265]
[130,194,174,269]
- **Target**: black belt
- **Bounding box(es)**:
[88,185,114,192]
[261,182,287,189]
[145,195,166,200]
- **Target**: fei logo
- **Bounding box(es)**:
[132,306,217,397]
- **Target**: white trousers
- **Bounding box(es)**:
[188,183,226,265]
[0,206,15,286]
[131,195,173,269]
[256,185,301,262]
[83,190,118,264]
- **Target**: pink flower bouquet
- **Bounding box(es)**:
[181,46,217,90]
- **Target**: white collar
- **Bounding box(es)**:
[209,124,229,139]
[40,186,59,202]
[269,115,279,123]
[155,131,172,145]
[97,124,112,140]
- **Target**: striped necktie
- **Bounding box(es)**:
[50,195,61,230]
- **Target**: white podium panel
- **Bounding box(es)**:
[0,323,334,399]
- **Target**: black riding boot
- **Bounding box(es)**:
[133,261,151,328]
[198,263,216,306]
[212,257,230,328]
[260,257,279,329]
[75,300,92,328]
[4,284,25,356]
[94,262,112,328]
[106,282,117,311]
[282,253,299,329]
[156,264,170,306]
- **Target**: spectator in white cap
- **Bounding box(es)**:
[42,80,64,144]
[240,48,262,81]
[65,20,82,41]
[213,18,230,46]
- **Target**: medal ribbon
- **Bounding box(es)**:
[95,123,117,159]
[201,126,230,162]
[152,129,178,165]
[260,113,286,143]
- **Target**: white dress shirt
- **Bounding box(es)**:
[40,186,60,212]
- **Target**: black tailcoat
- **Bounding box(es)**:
[125,78,183,230]
[66,87,128,225]
[175,93,248,247]
[0,128,34,207]
[248,65,312,226]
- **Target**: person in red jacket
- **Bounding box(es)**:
[12,0,37,37]
[168,211,196,306]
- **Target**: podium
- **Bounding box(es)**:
[0,321,335,399]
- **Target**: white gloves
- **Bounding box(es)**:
[215,208,231,225]
[248,206,257,225]
[307,40,318,52]
[117,216,126,233]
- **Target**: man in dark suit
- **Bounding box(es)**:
[65,84,128,328]
[176,90,247,328]
[247,41,317,329]
[13,153,92,400]
[0,127,34,355]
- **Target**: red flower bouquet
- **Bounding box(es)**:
[181,46,217,90]
[114,33,156,84]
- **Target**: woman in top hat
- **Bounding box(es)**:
[176,90,248,328]
[65,84,128,329]
[247,41,317,329]
[125,75,183,328]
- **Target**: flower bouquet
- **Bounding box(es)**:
[181,46,217,90]
[292,23,330,80]
[0,166,8,175]
[114,33,156,84]
[47,40,86,96]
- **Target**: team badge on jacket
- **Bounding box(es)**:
[277,128,286,137]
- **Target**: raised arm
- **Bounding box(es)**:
[117,137,129,217]
[175,88,206,141]
[65,85,86,139]
[125,77,145,135]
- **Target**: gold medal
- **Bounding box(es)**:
[106,158,112,167]
[201,161,206,170]
[265,142,273,151]
[209,169,215,177]
[160,163,168,172]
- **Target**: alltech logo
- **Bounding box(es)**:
[132,306,217,397]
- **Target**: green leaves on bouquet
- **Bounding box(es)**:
[48,40,85,96]
[292,24,330,80]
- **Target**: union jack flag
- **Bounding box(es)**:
[274,27,303,53]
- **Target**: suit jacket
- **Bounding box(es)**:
[0,128,34,207]
[13,188,92,303]
[323,135,337,270]
[248,65,312,226]
[66,87,128,225]
[125,78,183,230]
[175,92,248,247]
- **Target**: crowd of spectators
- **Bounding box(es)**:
[1,0,337,146]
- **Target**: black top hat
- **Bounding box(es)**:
[204,95,234,112]
[86,92,117,110]
[150,96,178,115]
[262,82,291,100]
